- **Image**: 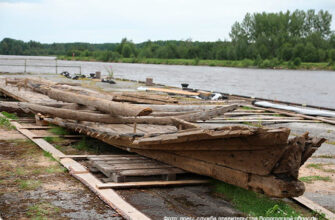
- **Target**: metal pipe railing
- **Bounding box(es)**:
[0,58,81,74]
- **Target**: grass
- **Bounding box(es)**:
[242,121,263,128]
[15,167,26,176]
[299,175,332,183]
[18,179,41,190]
[307,163,335,173]
[327,141,335,145]
[240,106,255,110]
[58,56,334,70]
[43,151,56,161]
[43,136,63,143]
[73,137,94,152]
[315,155,335,159]
[0,115,15,130]
[214,181,301,217]
[27,202,60,219]
[48,125,69,135]
[44,166,66,174]
[1,111,18,119]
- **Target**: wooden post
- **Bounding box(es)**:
[95,71,101,79]
[24,59,27,73]
[55,60,58,74]
[146,78,153,86]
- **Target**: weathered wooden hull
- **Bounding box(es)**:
[44,117,324,198]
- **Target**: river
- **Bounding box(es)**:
[0,55,334,109]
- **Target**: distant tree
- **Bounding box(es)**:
[122,44,132,58]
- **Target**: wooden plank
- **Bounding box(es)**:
[119,168,186,176]
[198,119,320,123]
[145,87,200,96]
[96,179,210,189]
[59,155,97,159]
[92,159,152,164]
[293,196,335,220]
[31,135,84,139]
[19,126,50,130]
[94,162,173,171]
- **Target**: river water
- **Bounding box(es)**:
[0,55,334,109]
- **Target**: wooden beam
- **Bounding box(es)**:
[96,179,210,189]
[199,119,320,123]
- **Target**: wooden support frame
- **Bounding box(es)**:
[10,121,150,220]
[96,179,210,189]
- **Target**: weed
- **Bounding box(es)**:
[241,106,255,110]
[73,137,92,152]
[18,179,41,190]
[214,181,301,217]
[15,167,26,176]
[1,111,18,119]
[45,166,66,174]
[306,163,324,169]
[49,125,69,135]
[314,155,334,159]
[27,202,60,219]
[307,163,335,173]
[299,175,332,183]
[0,116,15,130]
[43,151,56,161]
[43,136,62,143]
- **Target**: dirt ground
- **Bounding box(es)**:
[0,130,122,220]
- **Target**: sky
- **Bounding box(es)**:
[0,0,334,44]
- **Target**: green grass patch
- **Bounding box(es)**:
[1,111,18,119]
[44,166,66,174]
[18,179,41,190]
[43,151,56,161]
[73,137,91,151]
[48,125,69,135]
[306,163,335,173]
[214,181,301,217]
[314,155,335,159]
[240,106,255,110]
[43,136,63,143]
[0,116,15,130]
[27,202,60,219]
[15,167,26,176]
[306,163,324,169]
[299,175,332,183]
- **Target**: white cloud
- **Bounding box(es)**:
[0,0,334,43]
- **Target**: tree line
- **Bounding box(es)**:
[1,9,335,64]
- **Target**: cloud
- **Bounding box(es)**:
[0,0,334,43]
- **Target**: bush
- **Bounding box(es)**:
[259,59,271,68]
[329,49,335,64]
[241,59,253,67]
[269,58,280,67]
[293,57,301,66]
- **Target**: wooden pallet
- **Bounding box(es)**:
[88,154,188,183]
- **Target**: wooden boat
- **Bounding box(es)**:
[0,77,326,197]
